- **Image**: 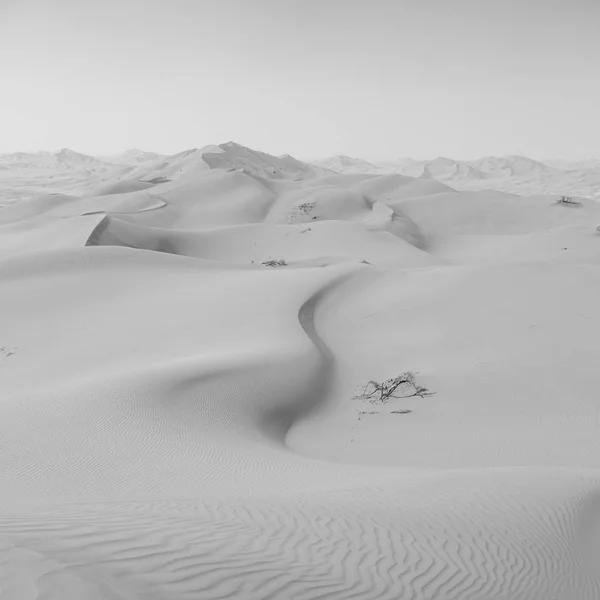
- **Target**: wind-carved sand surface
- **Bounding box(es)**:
[1,143,600,599]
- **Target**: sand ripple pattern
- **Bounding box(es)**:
[2,477,600,600]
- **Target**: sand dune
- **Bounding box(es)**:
[124,142,331,183]
[87,216,437,268]
[1,144,600,599]
[0,214,106,260]
[87,180,157,197]
[316,154,600,200]
[350,173,456,201]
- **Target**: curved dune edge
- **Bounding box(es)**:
[84,215,437,268]
[1,247,600,598]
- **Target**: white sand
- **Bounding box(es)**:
[1,143,600,599]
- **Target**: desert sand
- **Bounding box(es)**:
[315,154,600,201]
[1,142,600,599]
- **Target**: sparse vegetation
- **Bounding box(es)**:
[288,201,317,224]
[556,195,581,206]
[354,372,433,404]
[297,202,315,215]
[357,410,379,420]
[261,259,288,268]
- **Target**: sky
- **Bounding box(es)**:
[1,0,599,161]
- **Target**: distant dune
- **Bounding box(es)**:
[314,153,600,200]
[0,148,113,172]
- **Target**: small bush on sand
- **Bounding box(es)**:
[261,259,288,268]
[288,201,317,224]
[297,202,315,215]
[354,372,433,404]
[556,195,581,206]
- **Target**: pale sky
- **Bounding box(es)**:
[1,0,599,160]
